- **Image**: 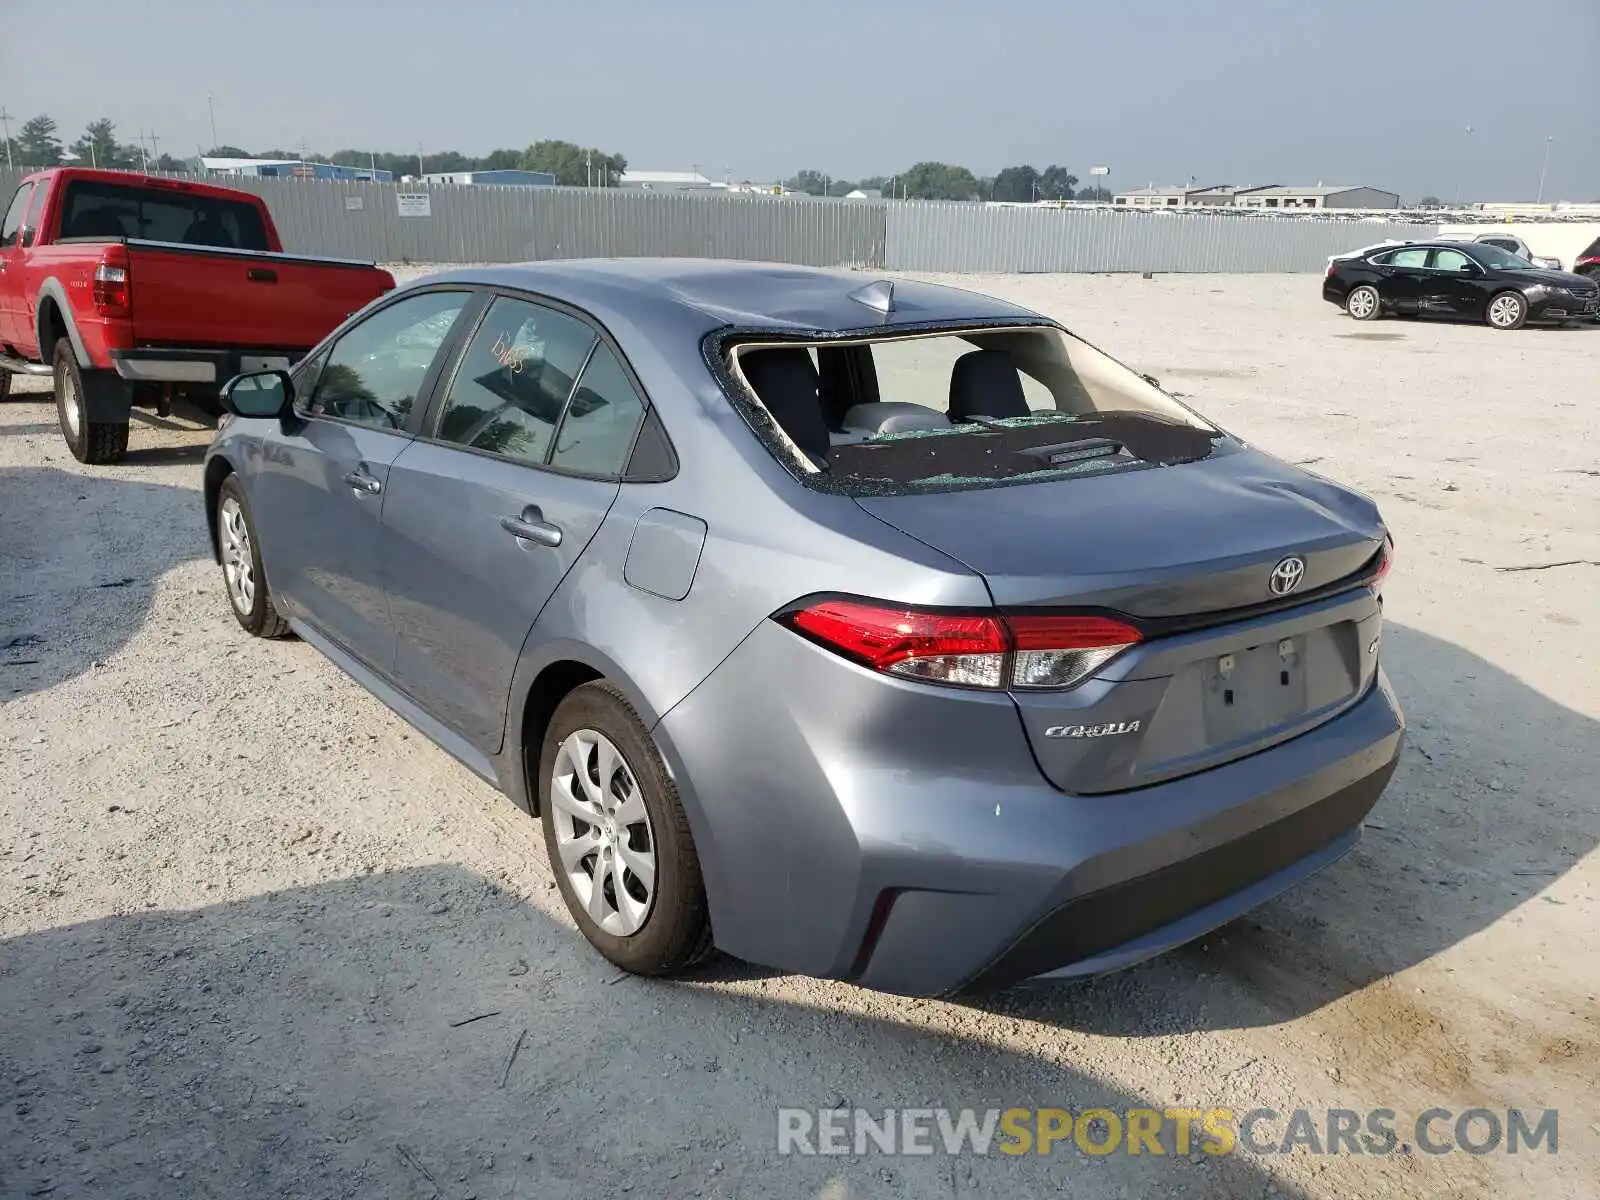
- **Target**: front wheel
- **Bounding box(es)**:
[54,340,129,464]
[215,475,291,637]
[1345,284,1381,321]
[540,682,712,976]
[1485,291,1528,330]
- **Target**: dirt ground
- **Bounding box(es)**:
[2,272,1596,1200]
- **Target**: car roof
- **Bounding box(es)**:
[409,258,1047,335]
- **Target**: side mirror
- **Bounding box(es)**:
[19,226,34,248]
[219,370,293,419]
[1457,262,1480,274]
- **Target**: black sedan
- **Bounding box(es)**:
[1323,240,1600,330]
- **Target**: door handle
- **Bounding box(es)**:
[499,511,563,548]
[342,470,382,496]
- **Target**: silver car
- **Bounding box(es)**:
[204,260,1404,995]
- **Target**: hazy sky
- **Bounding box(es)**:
[6,0,1598,201]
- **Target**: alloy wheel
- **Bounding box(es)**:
[1346,288,1377,320]
[1487,294,1524,328]
[219,496,256,614]
[550,728,657,936]
[60,369,81,438]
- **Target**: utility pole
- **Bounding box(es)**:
[417,143,424,179]
[206,94,218,151]
[149,131,161,168]
[586,148,592,188]
[136,128,149,171]
[0,107,13,170]
[1535,135,1554,204]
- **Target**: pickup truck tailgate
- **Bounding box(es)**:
[125,241,390,350]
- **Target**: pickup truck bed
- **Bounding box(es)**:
[0,168,395,463]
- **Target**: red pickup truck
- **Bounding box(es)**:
[0,168,395,463]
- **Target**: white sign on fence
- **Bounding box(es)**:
[1089,165,1110,176]
[396,193,432,218]
[344,195,364,211]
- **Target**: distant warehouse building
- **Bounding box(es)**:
[196,156,392,182]
[1114,183,1399,210]
[1235,185,1400,210]
[421,170,556,187]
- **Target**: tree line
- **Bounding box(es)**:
[783,164,1112,202]
[4,114,1116,203]
[1,115,628,186]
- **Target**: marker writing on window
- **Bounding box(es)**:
[491,331,526,375]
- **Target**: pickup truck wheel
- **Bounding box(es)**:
[216,476,291,638]
[54,341,129,465]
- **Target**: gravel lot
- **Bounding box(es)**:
[2,271,1596,1200]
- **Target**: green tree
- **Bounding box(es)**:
[205,144,254,159]
[825,178,857,197]
[155,153,191,174]
[18,115,64,167]
[1077,183,1113,202]
[898,161,981,201]
[520,140,626,186]
[784,169,829,196]
[1417,195,1444,207]
[479,148,523,171]
[71,119,136,169]
[992,165,1041,202]
[1038,165,1078,200]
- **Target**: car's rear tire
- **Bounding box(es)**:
[539,681,712,976]
[54,340,129,465]
[216,475,291,638]
[1345,285,1381,321]
[1485,291,1528,330]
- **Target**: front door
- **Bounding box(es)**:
[1427,246,1491,318]
[249,287,476,672]
[0,183,35,349]
[381,293,647,753]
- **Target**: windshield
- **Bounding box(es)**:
[727,326,1229,496]
[1468,243,1535,271]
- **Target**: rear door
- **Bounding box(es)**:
[249,287,479,670]
[380,293,646,753]
[1373,246,1429,313]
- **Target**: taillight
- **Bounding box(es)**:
[1370,537,1394,597]
[778,597,1141,691]
[93,252,131,317]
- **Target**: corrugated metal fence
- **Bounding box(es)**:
[0,169,1434,274]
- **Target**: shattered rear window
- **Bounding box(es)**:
[724,325,1232,497]
[831,410,1225,495]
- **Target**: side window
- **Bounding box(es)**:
[549,342,646,476]
[434,296,598,466]
[1389,248,1430,268]
[1430,249,1473,272]
[308,290,470,429]
[0,184,34,249]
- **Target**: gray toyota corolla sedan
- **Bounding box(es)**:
[203,259,1404,996]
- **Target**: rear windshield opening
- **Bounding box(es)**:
[57,179,270,252]
[727,326,1228,495]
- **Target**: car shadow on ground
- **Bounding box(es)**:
[0,866,1311,1200]
[963,622,1598,1034]
[0,466,208,702]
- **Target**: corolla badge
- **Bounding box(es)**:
[1044,720,1142,739]
[1269,555,1307,597]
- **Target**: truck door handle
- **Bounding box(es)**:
[342,469,382,496]
[499,510,562,548]
[247,268,278,283]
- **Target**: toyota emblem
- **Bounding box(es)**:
[1269,556,1307,596]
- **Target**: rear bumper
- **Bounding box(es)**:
[657,620,1404,997]
[109,347,309,385]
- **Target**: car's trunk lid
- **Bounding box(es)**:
[856,447,1387,792]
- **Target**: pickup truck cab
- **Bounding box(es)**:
[0,168,395,463]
